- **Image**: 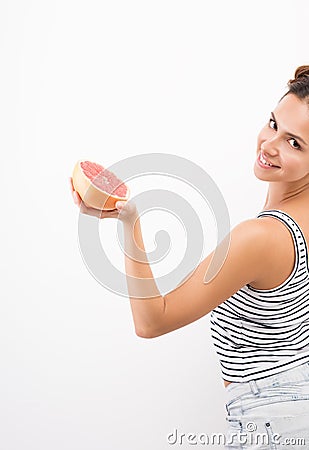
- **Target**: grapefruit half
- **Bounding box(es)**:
[72,160,130,210]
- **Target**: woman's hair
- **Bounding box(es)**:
[284,65,309,104]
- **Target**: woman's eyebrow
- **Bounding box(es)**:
[271,112,308,146]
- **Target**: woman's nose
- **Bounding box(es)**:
[261,139,279,156]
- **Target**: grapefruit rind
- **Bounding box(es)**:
[72,160,130,210]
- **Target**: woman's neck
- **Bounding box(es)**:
[263,182,309,211]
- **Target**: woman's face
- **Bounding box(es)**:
[254,94,309,183]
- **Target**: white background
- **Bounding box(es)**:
[1,1,308,449]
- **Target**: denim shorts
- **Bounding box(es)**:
[224,361,309,449]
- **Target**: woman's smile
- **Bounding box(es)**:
[256,151,280,169]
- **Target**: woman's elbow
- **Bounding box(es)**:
[135,326,162,339]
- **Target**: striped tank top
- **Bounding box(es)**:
[210,209,309,382]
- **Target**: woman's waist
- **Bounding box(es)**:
[224,359,309,401]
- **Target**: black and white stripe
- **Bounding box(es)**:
[210,209,309,382]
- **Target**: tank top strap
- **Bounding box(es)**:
[256,209,309,274]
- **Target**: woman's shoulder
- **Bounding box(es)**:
[229,213,296,274]
[238,212,297,291]
[230,215,277,241]
[252,208,306,246]
[234,213,295,257]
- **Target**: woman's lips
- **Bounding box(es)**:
[256,153,280,169]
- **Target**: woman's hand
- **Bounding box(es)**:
[69,177,137,223]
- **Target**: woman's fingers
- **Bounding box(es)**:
[72,191,79,205]
[69,177,75,194]
[69,177,84,207]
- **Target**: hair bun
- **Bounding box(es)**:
[289,65,309,85]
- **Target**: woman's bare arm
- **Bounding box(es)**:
[70,178,271,339]
[121,214,168,337]
[122,214,272,338]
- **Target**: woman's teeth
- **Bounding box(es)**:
[260,153,276,167]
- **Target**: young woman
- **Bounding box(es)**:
[70,66,309,448]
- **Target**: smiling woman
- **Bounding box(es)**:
[70,65,309,450]
[255,93,309,190]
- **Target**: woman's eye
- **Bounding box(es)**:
[288,138,301,149]
[269,118,277,130]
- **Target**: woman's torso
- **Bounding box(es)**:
[223,203,309,388]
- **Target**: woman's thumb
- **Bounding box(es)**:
[116,201,126,210]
